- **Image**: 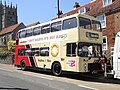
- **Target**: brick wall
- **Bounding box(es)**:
[103,11,120,57]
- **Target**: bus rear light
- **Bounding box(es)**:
[100,59,105,70]
[100,59,104,64]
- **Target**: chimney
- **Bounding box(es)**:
[73,2,80,9]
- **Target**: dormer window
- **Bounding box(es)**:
[79,7,90,14]
[103,0,113,6]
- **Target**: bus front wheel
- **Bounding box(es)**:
[52,62,62,76]
[20,60,26,71]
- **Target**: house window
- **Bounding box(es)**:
[2,15,5,29]
[97,14,106,28]
[79,7,90,14]
[103,0,112,6]
[103,36,108,50]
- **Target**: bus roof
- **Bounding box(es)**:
[18,13,99,32]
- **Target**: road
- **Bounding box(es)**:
[0,64,94,90]
[0,64,120,90]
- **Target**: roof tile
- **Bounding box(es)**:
[0,23,23,35]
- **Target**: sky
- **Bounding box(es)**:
[4,0,91,25]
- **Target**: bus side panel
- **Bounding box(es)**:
[14,45,32,67]
[18,56,31,67]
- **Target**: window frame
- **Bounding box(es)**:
[96,14,106,29]
[78,42,103,58]
[102,36,108,50]
[79,7,90,14]
[19,30,26,38]
[41,24,50,34]
[31,48,40,56]
[66,43,76,57]
[103,0,112,6]
[33,26,41,36]
[92,20,102,31]
[40,47,49,56]
[51,21,62,32]
[79,17,92,30]
[62,17,77,30]
[26,29,33,37]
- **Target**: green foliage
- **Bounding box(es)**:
[0,51,8,58]
[8,41,16,52]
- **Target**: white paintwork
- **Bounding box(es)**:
[113,32,120,79]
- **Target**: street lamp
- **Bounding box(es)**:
[57,0,62,18]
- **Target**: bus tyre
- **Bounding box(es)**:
[52,62,62,76]
[21,60,26,71]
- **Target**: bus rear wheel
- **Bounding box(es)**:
[52,62,62,76]
[20,60,26,71]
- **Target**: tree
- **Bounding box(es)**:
[8,41,16,52]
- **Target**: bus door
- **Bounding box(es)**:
[65,43,77,71]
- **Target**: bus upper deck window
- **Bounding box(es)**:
[79,17,92,30]
[51,21,62,32]
[41,24,50,34]
[19,30,26,38]
[63,17,77,30]
[26,29,33,37]
[33,26,41,35]
[92,20,101,31]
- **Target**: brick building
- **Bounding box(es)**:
[54,0,120,58]
[0,1,18,30]
[0,23,25,46]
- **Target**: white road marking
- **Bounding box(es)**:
[92,82,111,86]
[78,84,99,90]
[22,72,53,80]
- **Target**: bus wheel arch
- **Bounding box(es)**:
[51,61,62,76]
[20,60,27,71]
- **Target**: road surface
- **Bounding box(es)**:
[0,64,120,90]
[0,64,94,90]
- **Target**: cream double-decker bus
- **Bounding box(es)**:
[14,13,104,76]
